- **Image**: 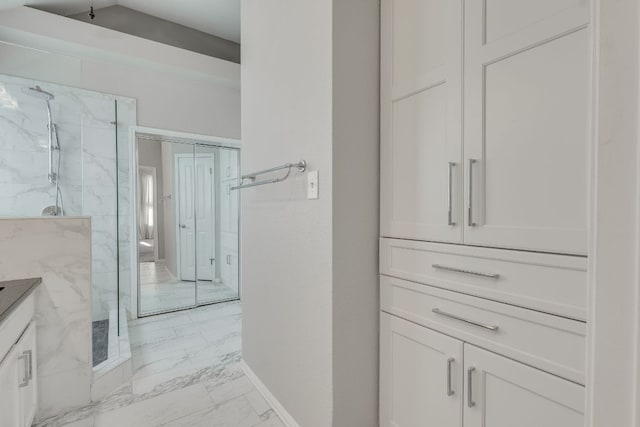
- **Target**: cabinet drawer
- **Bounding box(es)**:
[380,238,587,321]
[381,275,586,384]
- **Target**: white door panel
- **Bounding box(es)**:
[381,0,463,243]
[464,344,584,427]
[195,156,215,281]
[380,313,463,427]
[464,0,590,254]
[178,156,196,281]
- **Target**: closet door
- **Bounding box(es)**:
[463,0,590,254]
[380,313,463,427]
[380,0,463,243]
[463,344,584,427]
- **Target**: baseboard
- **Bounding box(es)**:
[239,359,301,427]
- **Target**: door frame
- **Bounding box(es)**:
[130,126,241,319]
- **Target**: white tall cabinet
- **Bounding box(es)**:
[380,1,591,426]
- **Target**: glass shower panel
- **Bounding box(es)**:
[195,145,240,304]
[137,139,196,315]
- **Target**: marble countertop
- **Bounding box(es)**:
[0,278,41,325]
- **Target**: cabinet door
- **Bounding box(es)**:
[18,322,37,427]
[380,313,463,427]
[380,0,463,243]
[463,0,590,254]
[463,344,584,427]
[0,346,22,427]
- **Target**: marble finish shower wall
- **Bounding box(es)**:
[0,74,83,216]
[0,217,92,421]
[0,73,136,322]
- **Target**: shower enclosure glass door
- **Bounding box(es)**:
[136,136,240,316]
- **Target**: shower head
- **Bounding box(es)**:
[22,85,54,101]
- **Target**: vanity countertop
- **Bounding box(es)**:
[0,278,41,325]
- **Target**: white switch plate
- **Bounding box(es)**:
[307,170,319,199]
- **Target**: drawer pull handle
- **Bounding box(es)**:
[467,367,476,407]
[432,308,499,332]
[432,264,500,279]
[446,357,455,396]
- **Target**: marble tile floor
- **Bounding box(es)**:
[35,302,284,427]
[139,261,238,315]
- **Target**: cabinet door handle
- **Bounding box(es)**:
[432,263,500,279]
[18,353,29,387]
[468,159,477,227]
[432,308,499,332]
[25,350,33,380]
[467,366,476,407]
[446,357,455,396]
[448,162,456,226]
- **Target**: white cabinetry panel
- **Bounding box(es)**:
[380,313,463,427]
[463,0,590,254]
[464,344,584,427]
[381,0,463,243]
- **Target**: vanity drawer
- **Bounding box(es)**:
[380,238,587,321]
[381,275,586,384]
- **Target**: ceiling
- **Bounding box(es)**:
[1,0,240,43]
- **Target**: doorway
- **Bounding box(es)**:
[135,132,240,317]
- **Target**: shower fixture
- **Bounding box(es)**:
[23,85,64,216]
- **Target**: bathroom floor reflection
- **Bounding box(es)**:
[139,261,238,314]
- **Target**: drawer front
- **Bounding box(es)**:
[0,293,35,363]
[381,275,586,384]
[380,238,587,321]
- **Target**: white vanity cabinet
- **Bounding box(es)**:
[0,294,38,427]
[381,313,585,427]
[0,345,22,427]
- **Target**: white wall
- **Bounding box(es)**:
[331,0,380,425]
[241,0,379,425]
[0,7,240,139]
[588,0,640,426]
[241,0,333,425]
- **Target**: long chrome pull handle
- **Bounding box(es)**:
[467,367,476,408]
[448,162,456,226]
[25,350,33,380]
[432,308,499,332]
[446,357,455,396]
[468,159,477,227]
[18,354,29,387]
[432,264,500,279]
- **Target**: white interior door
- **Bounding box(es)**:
[464,344,584,427]
[380,313,463,427]
[380,0,463,243]
[463,0,590,254]
[178,156,196,281]
[195,155,215,281]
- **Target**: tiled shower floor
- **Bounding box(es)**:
[36,302,284,427]
[92,320,109,367]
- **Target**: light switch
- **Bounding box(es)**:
[307,170,319,199]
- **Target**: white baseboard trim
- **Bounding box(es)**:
[239,359,301,427]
